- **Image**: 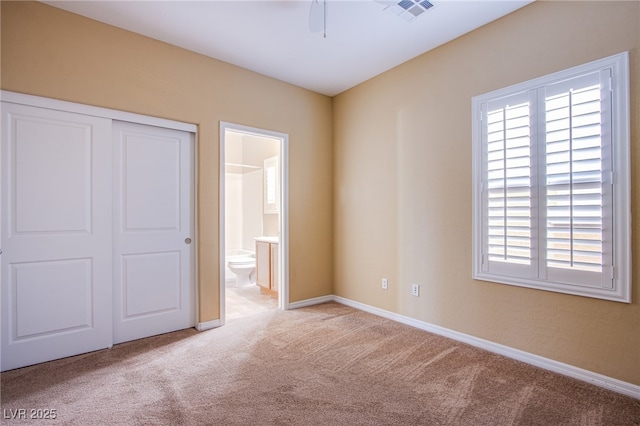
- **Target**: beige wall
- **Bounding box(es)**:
[333,1,640,385]
[0,1,334,321]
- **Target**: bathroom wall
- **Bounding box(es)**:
[225,131,247,254]
[225,131,279,254]
[241,135,280,238]
[225,173,243,253]
[263,214,279,237]
[242,169,264,251]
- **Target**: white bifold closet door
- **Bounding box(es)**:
[1,103,195,371]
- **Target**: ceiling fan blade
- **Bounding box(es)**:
[309,0,325,34]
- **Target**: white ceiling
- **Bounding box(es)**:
[42,0,534,97]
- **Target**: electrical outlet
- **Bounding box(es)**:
[382,278,388,290]
[411,283,420,297]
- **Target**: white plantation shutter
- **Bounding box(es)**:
[542,71,613,288]
[483,91,536,279]
[472,52,630,302]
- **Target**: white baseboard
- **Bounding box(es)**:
[290,294,640,400]
[196,319,222,331]
[288,295,334,310]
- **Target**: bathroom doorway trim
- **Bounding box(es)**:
[219,121,290,324]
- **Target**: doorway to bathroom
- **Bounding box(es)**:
[219,122,288,323]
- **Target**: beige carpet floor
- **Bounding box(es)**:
[1,302,639,425]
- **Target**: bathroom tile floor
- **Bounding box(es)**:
[225,283,278,321]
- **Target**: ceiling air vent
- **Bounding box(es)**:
[380,0,434,22]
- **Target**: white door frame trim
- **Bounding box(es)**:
[0,90,200,330]
[219,121,290,325]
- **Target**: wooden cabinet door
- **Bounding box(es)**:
[255,241,271,289]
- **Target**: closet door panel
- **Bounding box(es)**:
[112,121,195,344]
[1,103,113,371]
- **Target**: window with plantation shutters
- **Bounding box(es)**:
[472,52,631,303]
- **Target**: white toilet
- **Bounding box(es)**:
[227,256,256,286]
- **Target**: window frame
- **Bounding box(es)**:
[472,52,631,303]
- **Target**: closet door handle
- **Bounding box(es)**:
[184,238,192,245]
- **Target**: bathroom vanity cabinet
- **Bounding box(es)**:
[255,237,278,296]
